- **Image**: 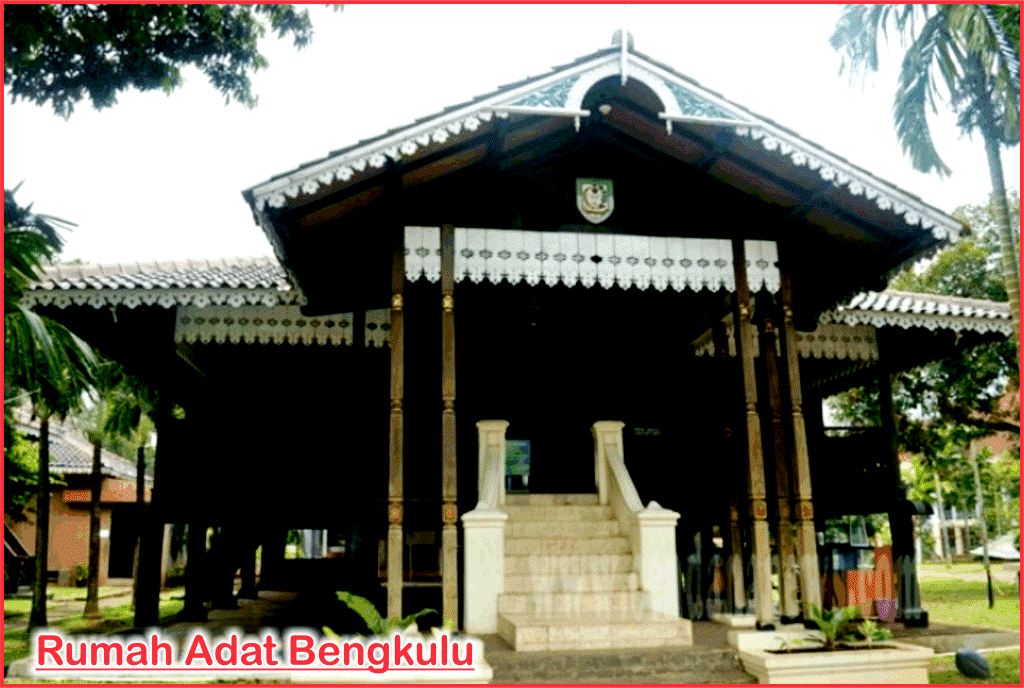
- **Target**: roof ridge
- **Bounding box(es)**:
[43,255,279,279]
[879,289,1010,310]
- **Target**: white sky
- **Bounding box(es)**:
[4,4,1020,264]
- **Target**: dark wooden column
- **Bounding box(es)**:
[440,224,459,625]
[758,315,799,621]
[777,265,822,617]
[731,239,773,627]
[713,320,747,614]
[134,400,172,627]
[877,354,926,625]
[182,520,208,620]
[386,220,406,620]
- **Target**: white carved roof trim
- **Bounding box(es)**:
[21,287,302,310]
[632,55,961,240]
[246,53,621,210]
[38,256,280,282]
[830,290,1013,335]
[245,44,960,240]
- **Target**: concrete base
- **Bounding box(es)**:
[711,613,757,628]
[739,641,933,684]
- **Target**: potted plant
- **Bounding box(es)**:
[738,606,933,684]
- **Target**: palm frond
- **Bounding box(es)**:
[893,12,958,176]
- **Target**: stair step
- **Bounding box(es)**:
[505,553,634,575]
[503,571,639,594]
[498,611,693,651]
[498,590,646,615]
[504,505,612,521]
[505,536,630,556]
[506,493,599,506]
[506,520,621,538]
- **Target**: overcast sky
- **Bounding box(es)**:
[4,4,1019,264]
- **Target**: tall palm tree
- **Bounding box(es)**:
[830,4,1021,348]
[5,187,98,631]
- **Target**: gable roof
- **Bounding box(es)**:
[242,39,961,243]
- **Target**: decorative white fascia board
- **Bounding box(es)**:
[691,320,879,361]
[405,227,780,294]
[247,46,959,243]
[248,54,621,212]
[630,55,961,240]
[22,288,302,310]
[174,305,392,347]
[834,309,1015,336]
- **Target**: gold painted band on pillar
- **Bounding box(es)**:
[777,502,791,520]
[797,500,814,520]
[391,293,404,309]
[388,503,403,525]
[750,499,768,519]
[442,294,454,311]
[442,502,457,525]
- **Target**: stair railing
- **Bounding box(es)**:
[462,420,510,633]
[592,420,681,618]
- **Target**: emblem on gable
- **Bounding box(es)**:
[576,178,614,224]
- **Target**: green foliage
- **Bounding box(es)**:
[856,618,894,645]
[3,4,339,118]
[831,5,1020,176]
[4,430,39,521]
[807,604,860,650]
[332,591,437,636]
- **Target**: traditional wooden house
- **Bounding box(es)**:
[22,34,1014,650]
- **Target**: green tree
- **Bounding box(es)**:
[4,188,99,632]
[4,4,332,118]
[831,4,1021,346]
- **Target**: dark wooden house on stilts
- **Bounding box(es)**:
[23,33,1014,651]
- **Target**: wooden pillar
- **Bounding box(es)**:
[387,220,406,620]
[731,239,773,627]
[182,521,208,620]
[777,266,822,618]
[877,357,926,625]
[758,314,799,621]
[713,320,747,614]
[440,224,459,626]
[134,401,171,627]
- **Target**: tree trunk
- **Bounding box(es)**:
[970,452,995,608]
[29,416,51,632]
[981,98,1020,354]
[83,439,103,618]
[132,445,144,600]
[934,471,951,562]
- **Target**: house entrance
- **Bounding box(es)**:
[107,504,140,578]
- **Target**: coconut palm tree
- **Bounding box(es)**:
[830,4,1020,347]
[5,187,99,631]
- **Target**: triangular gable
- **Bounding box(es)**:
[245,41,960,241]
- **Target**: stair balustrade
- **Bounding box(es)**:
[592,421,681,617]
[462,420,510,633]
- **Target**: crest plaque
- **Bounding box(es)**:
[576,178,614,224]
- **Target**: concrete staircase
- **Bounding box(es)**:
[497,493,692,651]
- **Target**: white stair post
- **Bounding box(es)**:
[637,502,681,617]
[462,420,509,634]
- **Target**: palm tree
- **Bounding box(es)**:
[830,5,1021,348]
[5,187,99,632]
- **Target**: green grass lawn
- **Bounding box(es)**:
[930,650,1021,684]
[4,586,131,618]
[3,592,184,666]
[920,576,1020,631]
